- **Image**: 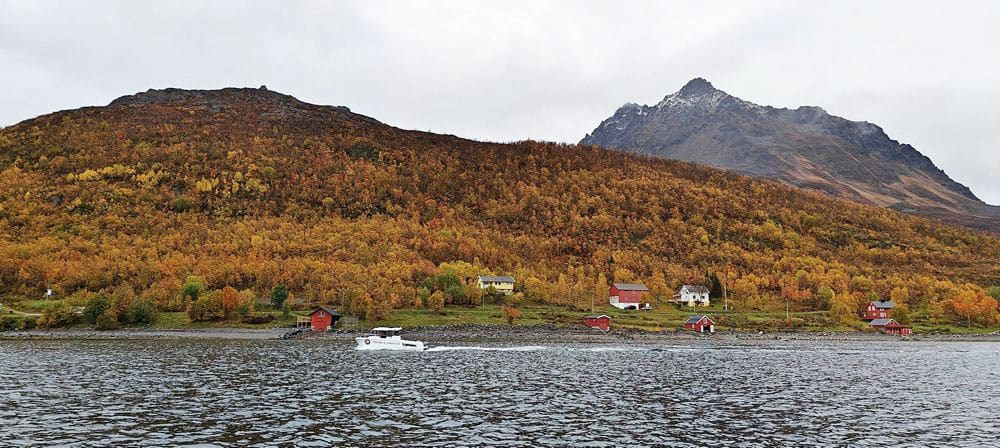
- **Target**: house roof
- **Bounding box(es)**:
[613,283,649,291]
[682,285,710,294]
[685,314,714,324]
[478,275,515,283]
[869,318,897,327]
[310,306,341,317]
[870,300,895,309]
[583,314,611,319]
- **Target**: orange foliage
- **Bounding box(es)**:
[0,89,997,324]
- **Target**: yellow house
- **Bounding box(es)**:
[477,275,515,296]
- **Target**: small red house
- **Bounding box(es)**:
[684,315,715,333]
[861,300,894,320]
[609,283,651,310]
[309,306,342,332]
[870,318,912,336]
[583,314,611,331]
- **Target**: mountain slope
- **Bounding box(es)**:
[581,78,1000,232]
[0,87,998,323]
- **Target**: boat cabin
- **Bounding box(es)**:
[372,327,403,338]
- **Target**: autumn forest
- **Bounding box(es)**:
[1,87,998,329]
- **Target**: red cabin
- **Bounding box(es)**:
[583,315,611,331]
[609,283,651,310]
[861,301,894,320]
[309,306,341,332]
[684,315,716,333]
[870,318,912,336]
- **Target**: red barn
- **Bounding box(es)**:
[583,315,611,331]
[870,318,912,336]
[684,315,715,333]
[861,301,894,320]
[609,283,651,310]
[309,306,341,332]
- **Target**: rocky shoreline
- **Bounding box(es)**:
[3,323,999,343]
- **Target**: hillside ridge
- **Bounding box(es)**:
[1,87,997,328]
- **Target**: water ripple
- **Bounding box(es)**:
[1,339,998,446]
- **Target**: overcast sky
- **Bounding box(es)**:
[2,0,998,203]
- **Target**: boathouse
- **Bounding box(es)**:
[582,314,611,331]
[869,318,912,336]
[609,283,651,310]
[309,306,342,332]
[684,315,716,333]
[861,300,894,320]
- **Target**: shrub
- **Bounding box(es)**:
[428,290,445,314]
[95,309,121,331]
[180,276,207,302]
[171,196,193,212]
[235,300,253,319]
[126,300,157,325]
[502,305,521,326]
[220,286,241,318]
[18,317,35,331]
[186,294,225,322]
[270,284,289,309]
[142,278,182,311]
[346,140,383,162]
[1,316,20,331]
[241,314,274,324]
[83,295,112,324]
[36,305,79,329]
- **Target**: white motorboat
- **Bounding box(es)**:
[355,327,426,351]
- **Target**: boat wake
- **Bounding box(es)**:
[425,345,547,352]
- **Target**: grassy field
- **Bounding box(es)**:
[372,304,998,334]
[371,304,867,333]
[2,296,996,334]
[150,310,309,329]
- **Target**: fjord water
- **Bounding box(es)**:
[1,339,998,447]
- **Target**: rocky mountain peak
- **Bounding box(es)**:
[108,86,306,109]
[104,87,358,118]
[580,79,1000,232]
[676,77,718,97]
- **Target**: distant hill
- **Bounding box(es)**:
[581,78,1000,233]
[0,87,997,323]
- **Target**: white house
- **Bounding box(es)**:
[673,284,710,307]
[477,275,515,296]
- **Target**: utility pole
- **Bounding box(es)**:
[722,271,729,312]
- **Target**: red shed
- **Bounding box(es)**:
[309,306,342,332]
[870,318,912,336]
[609,283,650,310]
[684,314,715,333]
[861,301,894,320]
[583,314,611,331]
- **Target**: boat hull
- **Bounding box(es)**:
[355,336,425,351]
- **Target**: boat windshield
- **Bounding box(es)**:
[375,330,400,338]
